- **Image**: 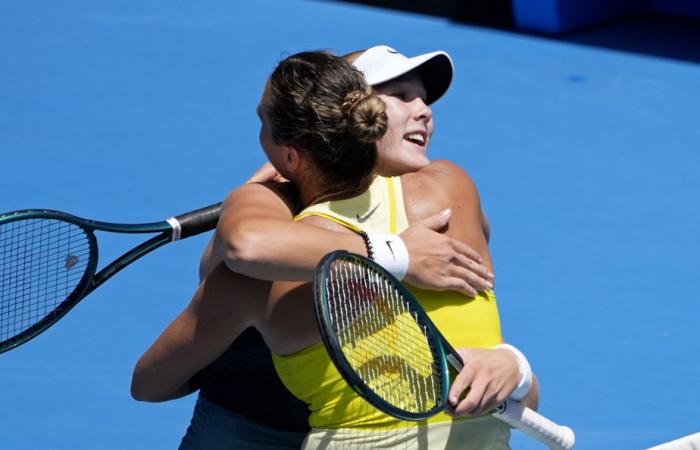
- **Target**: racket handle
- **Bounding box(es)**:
[172,203,222,240]
[494,399,575,450]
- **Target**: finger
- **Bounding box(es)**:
[454,376,488,417]
[246,163,275,183]
[454,253,495,284]
[450,241,494,282]
[451,253,491,280]
[420,208,451,231]
[273,173,289,182]
[477,391,505,418]
[448,264,493,292]
[450,239,483,264]
[470,381,500,417]
[440,277,478,297]
[449,356,475,407]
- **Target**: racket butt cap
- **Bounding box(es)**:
[557,426,575,450]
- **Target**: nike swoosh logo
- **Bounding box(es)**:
[385,241,396,260]
[356,204,380,223]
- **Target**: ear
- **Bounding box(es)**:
[284,146,306,173]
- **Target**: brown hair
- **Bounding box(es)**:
[264,51,387,198]
[342,49,365,64]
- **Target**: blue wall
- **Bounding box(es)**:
[513,0,700,33]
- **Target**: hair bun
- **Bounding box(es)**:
[342,87,388,144]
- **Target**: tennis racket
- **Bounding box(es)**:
[314,250,575,450]
[0,203,222,354]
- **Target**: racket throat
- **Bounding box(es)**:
[446,353,464,372]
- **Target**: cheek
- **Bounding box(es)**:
[382,102,403,131]
[378,96,404,132]
[376,126,402,163]
[260,124,274,155]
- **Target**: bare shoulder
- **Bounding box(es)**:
[222,183,298,219]
[403,161,491,264]
[420,160,477,193]
[400,160,480,220]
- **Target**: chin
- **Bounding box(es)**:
[409,159,431,172]
[379,158,430,176]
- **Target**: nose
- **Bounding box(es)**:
[412,97,432,123]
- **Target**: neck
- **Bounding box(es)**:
[293,159,375,207]
[302,177,376,208]
[295,169,327,207]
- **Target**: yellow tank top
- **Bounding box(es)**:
[272,175,504,431]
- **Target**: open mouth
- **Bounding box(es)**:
[404,132,426,146]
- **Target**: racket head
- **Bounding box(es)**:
[314,250,451,421]
[0,210,98,353]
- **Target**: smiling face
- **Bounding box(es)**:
[373,71,434,176]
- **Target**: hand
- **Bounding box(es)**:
[246,162,288,183]
[446,347,520,417]
[401,209,494,297]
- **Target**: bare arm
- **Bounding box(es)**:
[210,182,367,281]
[201,170,493,295]
[131,264,268,402]
[404,161,540,416]
[521,373,540,411]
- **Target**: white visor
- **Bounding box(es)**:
[352,45,453,105]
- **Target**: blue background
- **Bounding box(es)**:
[1,1,699,448]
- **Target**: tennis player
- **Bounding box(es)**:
[191,45,502,450]
[132,48,538,449]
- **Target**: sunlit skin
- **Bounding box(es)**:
[374,72,434,176]
[132,59,538,432]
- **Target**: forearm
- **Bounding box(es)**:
[520,373,540,411]
[131,354,198,402]
[199,234,226,281]
[220,218,366,281]
[211,183,366,281]
[131,306,218,402]
[132,266,260,401]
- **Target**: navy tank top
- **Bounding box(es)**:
[193,327,310,432]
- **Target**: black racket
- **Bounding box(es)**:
[314,250,575,449]
[0,203,221,353]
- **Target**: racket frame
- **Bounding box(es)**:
[0,203,221,353]
[313,250,576,450]
[314,250,453,420]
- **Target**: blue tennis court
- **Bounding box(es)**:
[1,1,699,448]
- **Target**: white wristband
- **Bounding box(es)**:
[495,343,533,401]
[365,233,409,280]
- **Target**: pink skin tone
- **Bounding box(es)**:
[374,72,434,176]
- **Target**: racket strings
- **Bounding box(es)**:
[0,218,91,343]
[326,259,443,414]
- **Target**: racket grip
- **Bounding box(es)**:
[494,399,575,450]
[174,203,222,239]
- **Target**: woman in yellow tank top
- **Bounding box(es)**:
[273,173,512,448]
[133,48,539,449]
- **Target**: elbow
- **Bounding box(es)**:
[131,365,166,403]
[130,385,149,403]
[130,372,154,402]
[131,380,167,403]
[218,224,267,272]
